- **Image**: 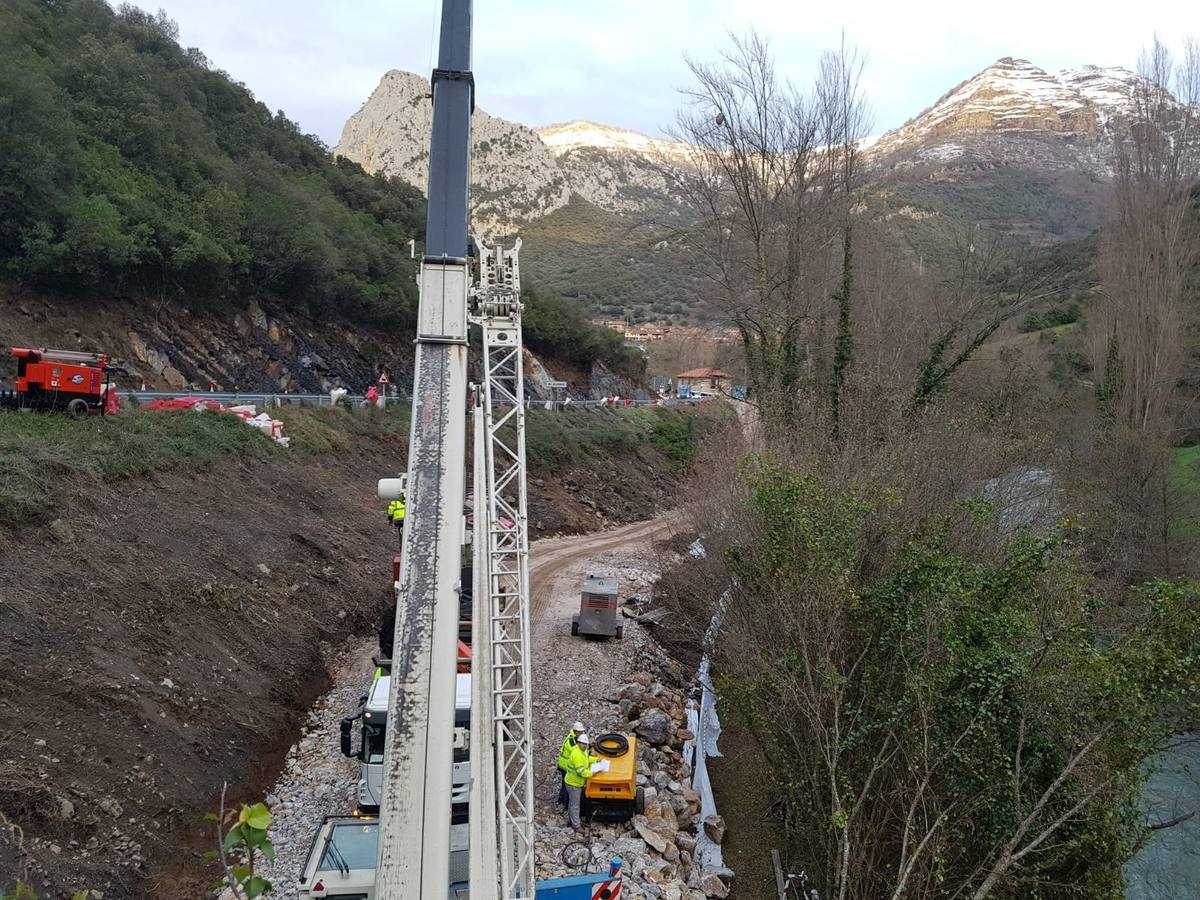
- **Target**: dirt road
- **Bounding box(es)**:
[530,510,687,621]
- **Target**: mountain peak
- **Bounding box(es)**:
[873,56,1144,162]
[536,120,689,161]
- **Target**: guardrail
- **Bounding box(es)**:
[118,390,708,412]
[120,390,403,408]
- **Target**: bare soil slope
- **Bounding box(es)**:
[0,422,688,898]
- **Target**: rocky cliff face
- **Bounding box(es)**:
[871,58,1146,178]
[335,70,571,235]
[337,59,1173,240]
[335,72,692,232]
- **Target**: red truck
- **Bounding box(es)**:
[0,347,125,418]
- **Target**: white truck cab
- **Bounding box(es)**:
[342,672,472,814]
[296,816,469,899]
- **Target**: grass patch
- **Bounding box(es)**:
[0,403,416,526]
[1170,445,1200,541]
[0,400,726,526]
[0,408,274,525]
[522,404,726,472]
[273,403,411,455]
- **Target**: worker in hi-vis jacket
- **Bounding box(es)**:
[564,733,601,830]
[556,720,585,806]
[387,491,406,546]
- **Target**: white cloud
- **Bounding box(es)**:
[144,0,1196,145]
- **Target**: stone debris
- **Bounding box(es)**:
[227,530,731,900]
[531,543,734,899]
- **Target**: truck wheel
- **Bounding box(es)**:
[615,625,624,640]
[571,620,579,636]
[67,398,89,419]
[635,787,645,815]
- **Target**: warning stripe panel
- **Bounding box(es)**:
[592,879,621,900]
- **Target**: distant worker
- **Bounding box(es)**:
[365,384,380,405]
[564,733,601,830]
[387,490,406,545]
[556,720,586,807]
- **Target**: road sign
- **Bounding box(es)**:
[546,379,567,389]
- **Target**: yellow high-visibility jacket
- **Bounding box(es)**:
[556,729,578,772]
[563,743,600,789]
[387,497,406,523]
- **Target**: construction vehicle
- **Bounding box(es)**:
[340,669,472,816]
[571,575,622,639]
[297,816,471,899]
[582,733,644,823]
[1,347,126,417]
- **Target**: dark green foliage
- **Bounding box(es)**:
[722,462,1200,897]
[0,0,424,322]
[1096,332,1123,420]
[520,405,724,472]
[648,413,698,468]
[828,227,855,440]
[1020,302,1081,332]
[522,285,646,379]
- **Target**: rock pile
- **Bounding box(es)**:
[535,655,733,899]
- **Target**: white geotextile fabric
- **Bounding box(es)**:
[682,582,731,872]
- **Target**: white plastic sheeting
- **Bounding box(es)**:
[681,580,731,872]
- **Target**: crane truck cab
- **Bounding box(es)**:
[341,671,472,816]
[297,815,469,899]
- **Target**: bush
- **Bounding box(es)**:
[711,461,1200,899]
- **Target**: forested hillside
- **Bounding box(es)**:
[0,0,643,390]
[0,0,427,322]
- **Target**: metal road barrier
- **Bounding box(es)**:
[119,390,708,412]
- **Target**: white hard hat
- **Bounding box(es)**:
[573,721,585,733]
[577,733,591,745]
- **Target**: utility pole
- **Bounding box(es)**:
[375,0,475,896]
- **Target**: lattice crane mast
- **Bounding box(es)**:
[467,237,535,900]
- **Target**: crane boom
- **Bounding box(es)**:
[376,0,475,895]
[469,238,535,898]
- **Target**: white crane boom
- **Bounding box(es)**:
[375,0,474,895]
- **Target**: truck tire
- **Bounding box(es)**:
[571,620,579,636]
[67,398,89,419]
[615,625,624,640]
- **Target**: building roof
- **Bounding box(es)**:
[676,367,731,379]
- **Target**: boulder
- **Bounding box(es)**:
[634,816,668,854]
[702,814,726,844]
[635,708,673,746]
[698,870,729,899]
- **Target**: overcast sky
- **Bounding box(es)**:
[144,0,1194,147]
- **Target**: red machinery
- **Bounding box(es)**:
[1,347,125,418]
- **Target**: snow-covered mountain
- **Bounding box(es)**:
[872,58,1144,177]
[336,57,1182,250]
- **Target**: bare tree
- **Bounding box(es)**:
[670,31,868,434]
[1090,37,1200,577]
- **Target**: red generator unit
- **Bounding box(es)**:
[1,347,122,418]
